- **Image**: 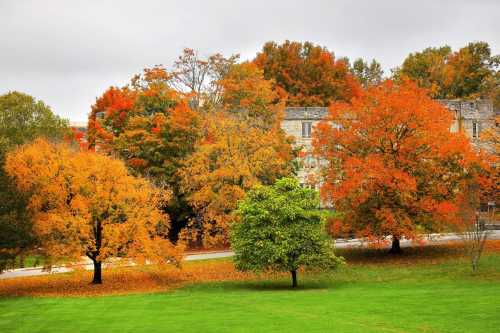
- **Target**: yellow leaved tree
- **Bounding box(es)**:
[178,112,293,247]
[5,139,183,284]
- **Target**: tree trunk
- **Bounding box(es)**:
[90,220,103,284]
[472,256,478,272]
[92,260,102,284]
[390,236,401,254]
[290,270,298,288]
[19,254,25,268]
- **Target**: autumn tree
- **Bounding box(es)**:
[89,57,296,247]
[254,40,360,106]
[5,139,182,284]
[393,45,451,97]
[394,42,499,100]
[350,58,384,88]
[89,66,199,178]
[219,62,284,125]
[0,92,70,270]
[178,61,294,247]
[87,86,137,151]
[314,80,478,253]
[178,112,293,247]
[88,67,201,240]
[231,177,344,287]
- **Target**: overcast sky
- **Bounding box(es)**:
[1,0,498,122]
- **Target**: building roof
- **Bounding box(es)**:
[284,107,329,120]
[284,100,496,121]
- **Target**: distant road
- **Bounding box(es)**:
[1,231,499,280]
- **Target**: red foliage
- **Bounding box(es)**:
[254,40,361,106]
[314,79,480,242]
[87,86,137,150]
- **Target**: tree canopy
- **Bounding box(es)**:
[178,112,293,247]
[178,61,294,247]
[5,139,182,283]
[0,91,70,271]
[231,177,343,287]
[394,42,499,104]
[349,58,384,88]
[170,48,239,110]
[87,66,202,240]
[313,80,482,252]
[0,91,70,150]
[254,40,361,106]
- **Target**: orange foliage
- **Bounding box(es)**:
[4,139,183,283]
[481,115,500,154]
[87,86,137,151]
[0,261,282,297]
[88,68,200,186]
[178,112,294,247]
[219,62,283,125]
[64,127,87,149]
[314,80,480,242]
[254,40,361,106]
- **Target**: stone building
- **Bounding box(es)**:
[281,100,497,189]
[440,99,497,150]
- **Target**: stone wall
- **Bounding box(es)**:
[438,99,496,150]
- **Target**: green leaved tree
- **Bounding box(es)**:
[350,58,384,88]
[231,177,344,287]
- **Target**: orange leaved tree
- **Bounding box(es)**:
[218,62,283,125]
[314,80,477,253]
[254,40,361,106]
[178,112,294,247]
[5,139,182,283]
[178,62,294,247]
[87,67,201,240]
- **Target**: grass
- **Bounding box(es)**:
[1,244,499,332]
[16,255,47,269]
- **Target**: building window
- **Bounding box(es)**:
[302,122,312,138]
[472,121,480,138]
[304,155,316,169]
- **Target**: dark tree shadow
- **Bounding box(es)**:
[217,278,338,292]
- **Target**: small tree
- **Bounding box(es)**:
[455,158,498,272]
[231,178,343,288]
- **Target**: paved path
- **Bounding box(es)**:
[0,251,236,280]
[1,231,499,280]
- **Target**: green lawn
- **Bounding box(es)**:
[1,254,499,333]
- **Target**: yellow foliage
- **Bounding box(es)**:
[178,112,293,247]
[5,139,183,271]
